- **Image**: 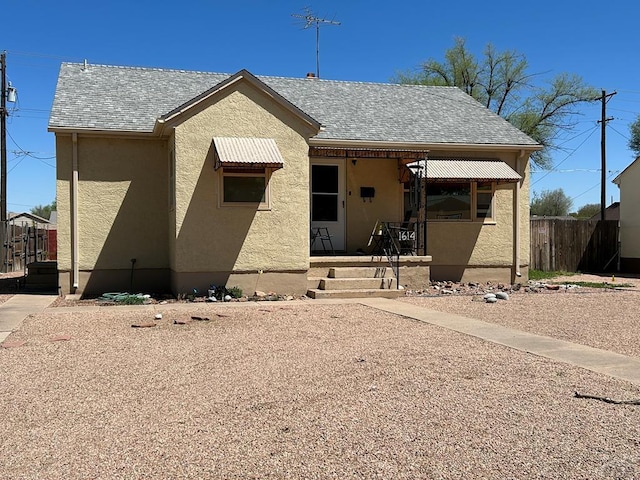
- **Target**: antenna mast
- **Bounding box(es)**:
[291,7,340,78]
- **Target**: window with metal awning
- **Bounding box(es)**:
[213,137,285,208]
[403,157,521,183]
[213,137,285,170]
[402,158,522,222]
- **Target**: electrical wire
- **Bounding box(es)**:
[6,129,56,162]
[570,170,621,202]
[531,125,599,186]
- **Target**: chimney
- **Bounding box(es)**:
[306,72,316,79]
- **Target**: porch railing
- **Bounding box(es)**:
[376,222,418,289]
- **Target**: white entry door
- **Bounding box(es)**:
[310,159,345,251]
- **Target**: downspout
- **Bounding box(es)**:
[514,150,524,279]
[71,133,79,290]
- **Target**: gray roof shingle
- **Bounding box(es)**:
[49,63,539,147]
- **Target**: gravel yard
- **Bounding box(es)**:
[1,299,639,479]
[402,273,640,358]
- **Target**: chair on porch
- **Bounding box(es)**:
[310,227,335,254]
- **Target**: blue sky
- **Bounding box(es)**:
[2,0,638,214]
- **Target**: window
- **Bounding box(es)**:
[426,181,495,221]
[476,182,494,219]
[311,164,339,221]
[220,168,270,208]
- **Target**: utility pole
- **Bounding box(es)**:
[292,8,340,79]
[1,51,6,224]
[598,90,616,220]
[1,51,6,273]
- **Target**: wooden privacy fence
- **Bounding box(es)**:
[530,219,619,273]
[1,219,54,273]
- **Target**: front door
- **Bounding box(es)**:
[310,159,345,251]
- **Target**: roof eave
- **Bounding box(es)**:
[308,138,542,152]
[48,126,158,139]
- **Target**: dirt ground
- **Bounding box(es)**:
[1,276,639,479]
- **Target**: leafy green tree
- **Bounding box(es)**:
[629,115,640,156]
[31,200,56,220]
[530,189,573,217]
[572,203,601,219]
[395,38,599,169]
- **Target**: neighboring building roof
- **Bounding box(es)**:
[612,156,640,185]
[589,202,620,221]
[213,137,285,169]
[7,212,50,225]
[49,63,540,148]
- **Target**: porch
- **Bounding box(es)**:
[307,254,432,299]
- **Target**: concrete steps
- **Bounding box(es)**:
[307,264,403,299]
[307,288,403,299]
[24,261,58,293]
[320,277,397,290]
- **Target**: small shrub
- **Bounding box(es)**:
[227,286,243,298]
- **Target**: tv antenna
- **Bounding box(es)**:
[291,7,340,79]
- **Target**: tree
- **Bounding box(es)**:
[629,115,640,156]
[530,189,572,217]
[31,200,56,220]
[394,38,599,169]
[572,203,600,219]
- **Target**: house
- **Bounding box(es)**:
[588,202,620,221]
[613,157,640,272]
[48,63,540,297]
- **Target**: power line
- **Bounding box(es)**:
[7,129,55,160]
[531,125,599,186]
[570,170,620,202]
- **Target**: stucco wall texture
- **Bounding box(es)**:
[171,82,315,277]
[54,79,531,294]
[618,160,640,259]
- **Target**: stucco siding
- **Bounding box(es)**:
[619,160,640,259]
[345,158,402,252]
[76,137,169,272]
[55,135,73,272]
[425,151,529,282]
[172,81,314,276]
[56,135,169,273]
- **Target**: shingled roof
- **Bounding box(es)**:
[49,63,539,147]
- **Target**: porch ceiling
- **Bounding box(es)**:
[309,146,428,160]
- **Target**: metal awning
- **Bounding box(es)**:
[406,158,521,183]
[213,137,284,169]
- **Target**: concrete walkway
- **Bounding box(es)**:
[360,297,640,386]
[0,295,58,343]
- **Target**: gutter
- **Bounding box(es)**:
[72,133,79,290]
[514,150,525,279]
[308,138,543,153]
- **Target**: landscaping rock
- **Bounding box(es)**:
[496,292,509,300]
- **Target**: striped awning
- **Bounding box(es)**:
[406,158,521,183]
[213,137,284,169]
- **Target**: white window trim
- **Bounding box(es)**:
[218,167,272,210]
